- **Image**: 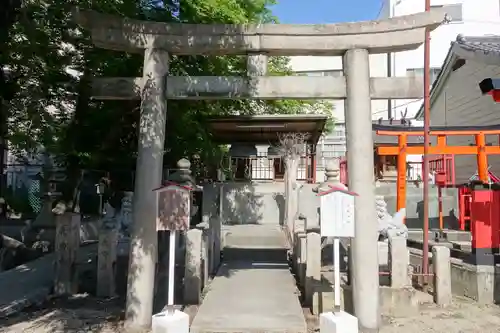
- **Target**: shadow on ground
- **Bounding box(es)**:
[0,294,126,332]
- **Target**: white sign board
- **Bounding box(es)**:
[320,190,355,238]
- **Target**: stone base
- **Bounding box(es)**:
[152,310,189,333]
[320,311,358,333]
[342,285,432,318]
[451,261,500,304]
[409,247,500,304]
[312,281,344,315]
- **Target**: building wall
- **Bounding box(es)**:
[289,56,388,122]
[429,60,500,183]
[382,0,500,120]
[289,52,388,180]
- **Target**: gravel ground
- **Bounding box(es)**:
[305,296,500,333]
[1,294,500,333]
[380,297,500,333]
[0,294,126,333]
[0,294,200,333]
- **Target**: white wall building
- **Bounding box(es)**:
[381,0,500,121]
[291,0,500,180]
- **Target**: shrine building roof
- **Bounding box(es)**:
[206,114,327,145]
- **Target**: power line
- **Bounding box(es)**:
[372,99,423,115]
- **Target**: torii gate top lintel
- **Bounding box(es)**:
[72,6,449,55]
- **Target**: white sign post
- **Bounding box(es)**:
[318,184,357,311]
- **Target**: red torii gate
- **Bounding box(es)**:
[374,124,500,224]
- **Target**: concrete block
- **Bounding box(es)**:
[96,226,118,297]
[313,285,344,315]
[184,229,202,304]
[443,230,471,242]
[305,232,321,306]
[342,285,430,318]
[378,241,389,266]
[450,262,497,303]
[379,287,423,317]
[389,236,409,288]
[432,245,452,305]
[152,310,189,333]
[320,311,358,333]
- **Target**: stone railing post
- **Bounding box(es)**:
[305,226,321,306]
[97,217,118,297]
[54,212,80,296]
[432,245,452,305]
[388,235,409,288]
[296,230,307,287]
[292,214,306,265]
[209,213,221,274]
[184,228,202,304]
[196,220,210,288]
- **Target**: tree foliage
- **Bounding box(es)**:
[2,0,334,184]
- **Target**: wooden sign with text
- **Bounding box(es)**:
[317,185,358,238]
[154,183,191,231]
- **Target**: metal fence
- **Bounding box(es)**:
[226,155,312,181]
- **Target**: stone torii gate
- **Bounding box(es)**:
[73,8,447,331]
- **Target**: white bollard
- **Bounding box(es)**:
[320,311,359,333]
[152,310,189,333]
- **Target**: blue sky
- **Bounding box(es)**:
[270,0,383,24]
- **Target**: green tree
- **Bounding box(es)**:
[5,0,333,187]
[2,0,335,327]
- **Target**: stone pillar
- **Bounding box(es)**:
[285,157,299,240]
[97,221,118,297]
[196,221,210,289]
[209,212,221,274]
[184,228,202,304]
[305,230,321,306]
[343,48,380,330]
[296,231,307,287]
[125,48,169,330]
[389,235,408,288]
[247,53,268,76]
[432,246,452,305]
[54,212,80,296]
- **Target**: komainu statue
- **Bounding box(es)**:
[376,195,407,240]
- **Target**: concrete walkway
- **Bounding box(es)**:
[190,225,307,333]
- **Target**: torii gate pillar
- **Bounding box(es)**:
[344,49,379,330]
[125,48,169,327]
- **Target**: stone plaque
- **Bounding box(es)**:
[155,185,191,231]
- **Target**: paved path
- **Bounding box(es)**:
[190,225,307,333]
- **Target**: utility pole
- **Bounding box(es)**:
[422,0,432,287]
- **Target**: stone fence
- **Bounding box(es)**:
[52,178,223,307]
[289,162,453,317]
[290,218,452,316]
